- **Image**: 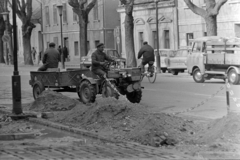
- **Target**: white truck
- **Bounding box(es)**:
[187,36,240,85]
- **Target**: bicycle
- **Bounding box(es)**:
[140,61,157,83]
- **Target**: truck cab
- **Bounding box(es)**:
[187,36,240,84]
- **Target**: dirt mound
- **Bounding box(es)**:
[28,91,240,150]
[29,90,77,112]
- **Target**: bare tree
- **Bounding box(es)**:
[0,16,5,64]
[68,0,97,63]
[184,0,228,36]
[9,0,36,65]
[120,0,136,67]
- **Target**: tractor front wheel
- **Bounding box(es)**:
[126,90,142,103]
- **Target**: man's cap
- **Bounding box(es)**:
[96,43,104,48]
[49,42,56,47]
[143,41,148,45]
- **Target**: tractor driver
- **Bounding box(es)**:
[91,43,115,78]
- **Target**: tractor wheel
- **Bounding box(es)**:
[102,82,119,99]
[228,69,240,85]
[33,81,45,99]
[193,68,205,83]
[78,80,96,104]
[126,90,142,103]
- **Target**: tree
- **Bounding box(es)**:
[0,16,6,64]
[68,0,97,63]
[120,0,137,67]
[184,0,228,36]
[9,0,36,65]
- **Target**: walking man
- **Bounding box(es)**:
[31,47,36,62]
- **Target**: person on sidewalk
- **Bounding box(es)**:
[38,43,61,71]
[63,46,69,62]
[137,41,155,73]
[91,43,115,78]
[31,47,36,62]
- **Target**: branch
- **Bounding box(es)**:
[85,0,97,15]
[211,0,228,15]
[184,0,207,17]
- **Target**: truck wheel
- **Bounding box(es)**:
[33,81,45,99]
[193,68,205,83]
[171,70,179,75]
[78,80,96,104]
[126,90,142,103]
[161,69,166,73]
[102,82,119,99]
[228,69,240,85]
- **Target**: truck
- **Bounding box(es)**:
[187,36,240,85]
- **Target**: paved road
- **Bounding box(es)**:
[0,65,239,120]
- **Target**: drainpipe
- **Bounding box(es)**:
[175,0,179,49]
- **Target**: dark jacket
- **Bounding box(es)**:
[42,48,61,68]
[91,49,113,71]
[138,44,155,62]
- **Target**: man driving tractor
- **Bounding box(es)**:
[91,43,115,78]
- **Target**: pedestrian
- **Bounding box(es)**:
[31,47,36,62]
[137,41,155,73]
[37,51,42,65]
[91,43,115,78]
[38,42,61,71]
[63,45,69,62]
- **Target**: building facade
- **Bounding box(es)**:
[178,0,240,48]
[31,0,120,61]
[118,0,240,62]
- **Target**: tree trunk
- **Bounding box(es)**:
[125,14,137,67]
[0,18,5,64]
[205,15,217,36]
[22,26,33,65]
[0,33,5,64]
[79,15,88,59]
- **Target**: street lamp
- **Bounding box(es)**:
[11,0,22,114]
[57,4,65,69]
[154,0,161,73]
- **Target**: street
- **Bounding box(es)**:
[0,65,239,120]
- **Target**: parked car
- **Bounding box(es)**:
[154,49,175,73]
[165,49,189,75]
[80,48,126,68]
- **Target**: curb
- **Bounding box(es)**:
[0,133,36,140]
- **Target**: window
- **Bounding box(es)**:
[95,40,100,47]
[164,30,170,49]
[93,1,98,20]
[74,41,79,56]
[53,37,58,48]
[139,32,144,47]
[63,3,67,23]
[53,4,58,24]
[45,6,50,25]
[186,33,194,46]
[152,31,158,49]
[73,12,78,22]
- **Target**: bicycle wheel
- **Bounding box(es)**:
[148,66,157,83]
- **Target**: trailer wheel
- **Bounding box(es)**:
[193,68,205,83]
[78,80,96,104]
[33,81,45,99]
[126,90,142,103]
[102,82,119,99]
[228,69,240,85]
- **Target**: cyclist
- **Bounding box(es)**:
[137,41,155,74]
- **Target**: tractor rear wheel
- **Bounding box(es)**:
[78,80,96,104]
